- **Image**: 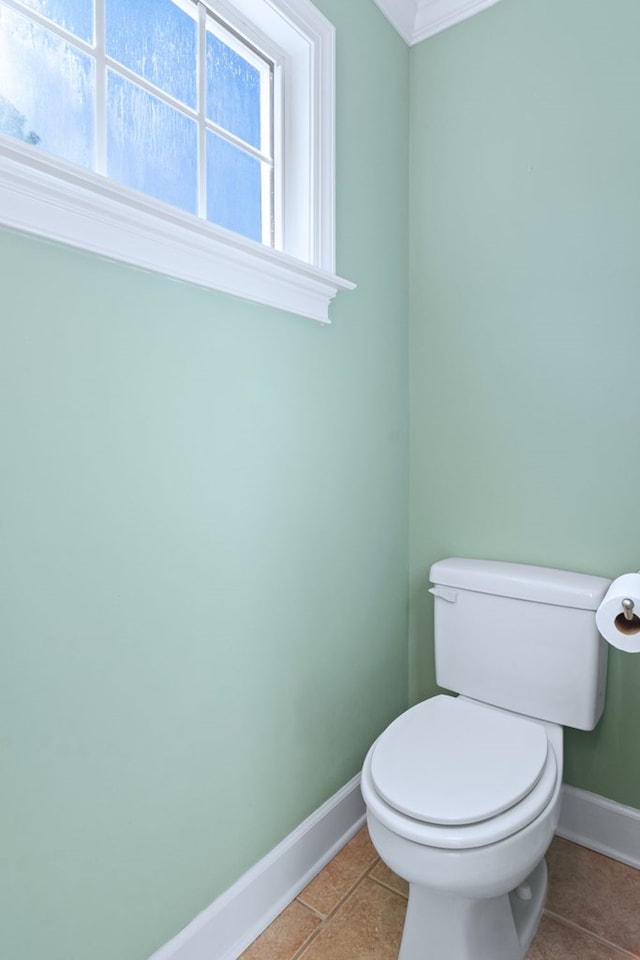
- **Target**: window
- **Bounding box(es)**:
[0,0,354,321]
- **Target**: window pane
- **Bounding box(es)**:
[12,0,92,42]
[206,130,263,242]
[107,71,197,215]
[206,30,262,149]
[0,3,94,167]
[106,0,197,109]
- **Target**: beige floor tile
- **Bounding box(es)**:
[526,914,631,960]
[297,827,379,917]
[239,901,321,960]
[369,860,409,898]
[298,877,407,960]
[545,838,640,954]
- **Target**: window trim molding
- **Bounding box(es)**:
[0,0,356,322]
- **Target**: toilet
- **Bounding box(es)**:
[361,558,611,960]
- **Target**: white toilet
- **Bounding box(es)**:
[361,558,611,960]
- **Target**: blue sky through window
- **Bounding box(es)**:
[106,0,197,109]
[0,3,94,166]
[0,0,271,244]
[107,70,198,215]
[206,31,261,150]
[15,0,92,42]
[206,129,262,242]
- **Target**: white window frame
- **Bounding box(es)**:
[0,0,355,322]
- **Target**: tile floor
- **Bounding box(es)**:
[239,827,640,960]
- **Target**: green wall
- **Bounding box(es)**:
[409,0,640,808]
[0,3,410,958]
[5,0,640,956]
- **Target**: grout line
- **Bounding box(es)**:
[543,911,639,958]
[319,866,377,921]
[294,898,326,922]
[295,844,379,922]
[293,871,377,960]
[287,919,325,960]
[290,925,322,960]
[368,877,409,900]
[239,900,322,960]
[244,834,640,960]
[369,879,408,898]
[365,859,409,900]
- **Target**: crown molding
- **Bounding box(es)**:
[373,0,417,44]
[374,0,503,45]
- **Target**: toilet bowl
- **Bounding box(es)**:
[361,558,611,960]
[361,696,563,960]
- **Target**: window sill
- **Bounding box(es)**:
[0,138,355,323]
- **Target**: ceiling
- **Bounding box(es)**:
[373,0,503,45]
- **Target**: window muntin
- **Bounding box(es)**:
[0,0,275,244]
[0,4,95,164]
[16,0,92,42]
[106,0,198,109]
[0,0,351,322]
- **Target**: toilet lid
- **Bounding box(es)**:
[369,696,550,826]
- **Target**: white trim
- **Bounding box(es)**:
[0,0,356,323]
[148,775,365,960]
[373,0,505,45]
[556,785,640,870]
[213,0,337,271]
[144,779,640,960]
[372,0,417,45]
[413,0,503,44]
[0,138,355,323]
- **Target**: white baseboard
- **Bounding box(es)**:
[148,775,366,960]
[148,778,638,960]
[557,785,640,869]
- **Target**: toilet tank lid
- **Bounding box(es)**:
[429,558,611,611]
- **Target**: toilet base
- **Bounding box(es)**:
[398,858,547,960]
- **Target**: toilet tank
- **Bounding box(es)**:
[429,559,611,730]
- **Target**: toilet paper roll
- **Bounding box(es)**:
[595,573,640,653]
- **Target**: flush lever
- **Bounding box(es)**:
[429,586,458,603]
[622,598,635,622]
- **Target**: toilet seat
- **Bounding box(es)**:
[362,695,558,850]
[371,695,549,825]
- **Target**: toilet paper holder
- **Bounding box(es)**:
[622,598,635,621]
[596,570,640,650]
[621,568,640,623]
